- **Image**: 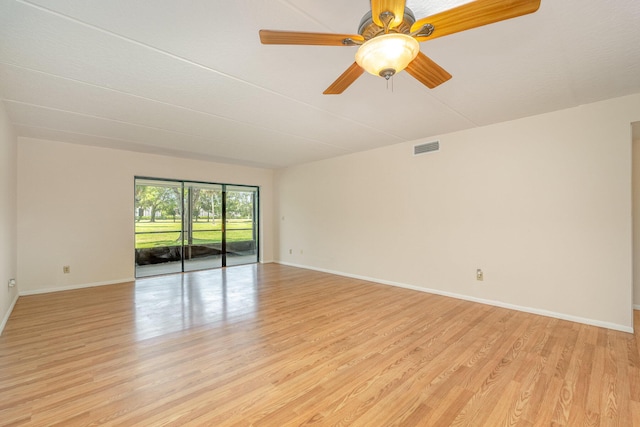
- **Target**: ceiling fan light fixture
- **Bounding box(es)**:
[355,33,419,79]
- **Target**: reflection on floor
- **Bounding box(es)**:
[134,264,260,340]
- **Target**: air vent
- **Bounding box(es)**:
[414,140,440,156]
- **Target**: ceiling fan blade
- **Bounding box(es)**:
[323,62,365,94]
[404,52,452,89]
[371,0,406,28]
[259,30,364,46]
[411,0,541,41]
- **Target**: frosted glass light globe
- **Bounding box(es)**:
[355,33,420,79]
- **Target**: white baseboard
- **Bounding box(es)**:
[19,278,135,296]
[277,261,634,334]
[635,304,640,311]
[0,292,19,336]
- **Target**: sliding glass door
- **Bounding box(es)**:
[134,179,184,277]
[183,183,223,272]
[225,186,259,267]
[134,178,259,278]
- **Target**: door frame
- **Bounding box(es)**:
[134,176,260,277]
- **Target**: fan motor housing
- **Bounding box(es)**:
[358,7,416,40]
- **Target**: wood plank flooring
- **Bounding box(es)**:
[1,263,639,426]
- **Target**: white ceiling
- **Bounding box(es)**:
[1,0,639,169]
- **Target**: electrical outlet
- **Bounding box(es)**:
[63,266,70,274]
[476,269,483,281]
[8,278,16,288]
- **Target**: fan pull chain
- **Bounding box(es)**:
[386,76,394,93]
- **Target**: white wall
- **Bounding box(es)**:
[633,133,640,308]
[0,101,18,333]
[276,94,640,332]
[17,138,274,293]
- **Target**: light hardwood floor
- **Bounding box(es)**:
[1,264,639,426]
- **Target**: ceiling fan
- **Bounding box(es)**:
[259,0,541,94]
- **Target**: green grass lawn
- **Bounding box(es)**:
[135,219,254,248]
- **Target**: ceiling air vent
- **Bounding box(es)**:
[414,140,440,156]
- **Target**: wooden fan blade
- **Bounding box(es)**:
[405,52,452,89]
[259,30,364,46]
[371,0,406,28]
[323,62,364,94]
[411,0,541,41]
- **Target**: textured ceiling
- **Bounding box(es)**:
[1,0,639,169]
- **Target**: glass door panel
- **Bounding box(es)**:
[183,183,223,272]
[135,179,183,277]
[225,186,258,267]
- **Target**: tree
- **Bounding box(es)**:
[161,196,180,222]
[197,190,212,222]
[136,185,180,222]
[226,191,253,219]
[189,188,201,222]
[193,189,222,223]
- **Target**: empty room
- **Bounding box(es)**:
[1,0,640,425]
